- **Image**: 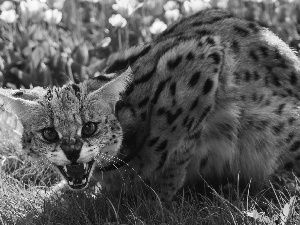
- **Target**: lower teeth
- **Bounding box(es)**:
[68,178,88,186]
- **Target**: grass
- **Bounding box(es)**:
[0,111,299,224]
[1,172,300,225]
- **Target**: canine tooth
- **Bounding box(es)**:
[69,181,74,186]
[83,178,87,183]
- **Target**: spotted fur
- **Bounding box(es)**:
[1,9,300,201]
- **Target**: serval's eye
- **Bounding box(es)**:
[42,128,59,142]
[82,122,97,137]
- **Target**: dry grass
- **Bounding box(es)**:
[1,170,300,224]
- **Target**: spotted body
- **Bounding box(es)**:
[1,9,300,201]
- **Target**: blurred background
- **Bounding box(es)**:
[0,0,299,89]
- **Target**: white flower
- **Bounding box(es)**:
[0,9,18,23]
[149,19,167,34]
[79,0,100,2]
[183,0,211,14]
[46,0,66,10]
[163,1,178,11]
[0,1,14,11]
[112,0,142,17]
[108,14,127,28]
[20,0,44,22]
[44,9,62,24]
[217,0,229,8]
[165,9,181,23]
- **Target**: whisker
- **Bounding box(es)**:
[94,157,104,169]
[102,153,161,201]
[97,154,127,185]
[99,153,147,185]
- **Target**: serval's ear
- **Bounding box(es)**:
[87,67,133,111]
[0,89,41,123]
[100,67,132,102]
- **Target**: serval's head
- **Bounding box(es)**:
[0,68,132,190]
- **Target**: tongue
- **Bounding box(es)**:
[66,163,85,178]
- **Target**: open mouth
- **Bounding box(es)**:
[57,160,94,190]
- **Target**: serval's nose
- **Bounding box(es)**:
[60,138,83,163]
